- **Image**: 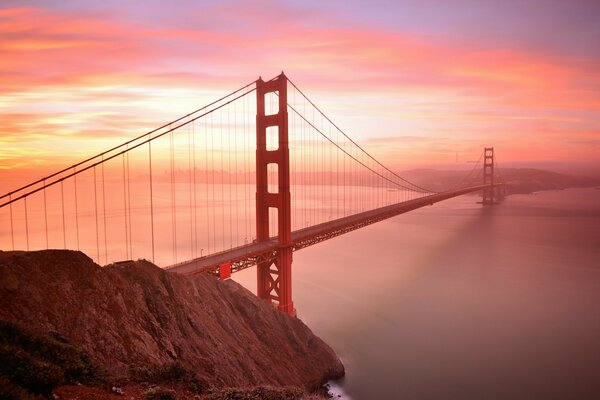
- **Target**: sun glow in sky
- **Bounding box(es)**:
[1,0,600,186]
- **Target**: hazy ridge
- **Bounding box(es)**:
[400,167,600,194]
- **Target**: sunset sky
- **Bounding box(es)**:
[1,0,600,184]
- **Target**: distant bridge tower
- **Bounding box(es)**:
[482,147,495,205]
[255,73,295,315]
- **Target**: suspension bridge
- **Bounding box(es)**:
[0,73,504,315]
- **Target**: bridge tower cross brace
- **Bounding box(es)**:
[483,147,495,205]
[255,73,294,315]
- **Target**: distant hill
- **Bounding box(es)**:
[400,167,600,194]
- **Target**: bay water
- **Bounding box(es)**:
[236,187,600,399]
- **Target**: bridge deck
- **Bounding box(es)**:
[166,184,494,275]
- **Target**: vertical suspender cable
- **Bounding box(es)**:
[43,180,48,248]
[101,158,108,264]
[192,118,198,258]
[188,118,194,259]
[327,118,330,221]
[211,113,216,253]
[304,97,308,226]
[126,150,132,258]
[336,127,339,218]
[291,88,295,229]
[74,168,80,250]
[93,167,100,263]
[174,131,178,260]
[205,115,210,254]
[349,146,352,214]
[249,92,253,240]
[148,138,155,263]
[61,181,66,249]
[333,125,340,218]
[122,153,128,259]
[317,117,325,222]
[9,194,14,250]
[220,110,224,250]
[228,102,232,248]
[320,115,323,223]
[313,110,317,224]
[170,128,177,264]
[343,134,346,216]
[243,91,248,242]
[194,120,200,257]
[24,197,29,251]
[235,97,239,246]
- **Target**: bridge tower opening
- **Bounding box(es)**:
[255,73,295,315]
[482,147,495,205]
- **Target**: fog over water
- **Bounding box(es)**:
[236,187,600,399]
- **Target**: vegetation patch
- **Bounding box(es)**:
[0,319,105,399]
[142,386,177,400]
[205,386,307,400]
[130,361,209,394]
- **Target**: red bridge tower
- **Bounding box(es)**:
[255,73,295,315]
[482,147,495,205]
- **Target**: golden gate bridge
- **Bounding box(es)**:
[0,73,504,315]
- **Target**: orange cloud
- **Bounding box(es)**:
[0,4,599,182]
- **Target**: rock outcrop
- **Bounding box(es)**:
[0,250,344,390]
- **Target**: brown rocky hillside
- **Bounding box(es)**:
[0,250,343,391]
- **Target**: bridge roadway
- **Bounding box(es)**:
[166,184,497,276]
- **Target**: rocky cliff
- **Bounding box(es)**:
[0,250,343,391]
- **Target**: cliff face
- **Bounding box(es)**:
[0,250,343,390]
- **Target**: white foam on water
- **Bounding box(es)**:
[327,380,352,399]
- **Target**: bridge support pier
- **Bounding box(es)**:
[256,73,295,315]
[482,147,495,205]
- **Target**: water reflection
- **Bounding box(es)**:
[236,188,600,399]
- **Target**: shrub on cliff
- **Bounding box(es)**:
[143,386,177,400]
[0,376,40,400]
[206,386,305,400]
[0,319,105,397]
[130,361,209,394]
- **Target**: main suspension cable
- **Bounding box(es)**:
[0,80,258,202]
[0,87,257,209]
[286,76,437,194]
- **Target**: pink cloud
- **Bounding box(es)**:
[0,4,599,176]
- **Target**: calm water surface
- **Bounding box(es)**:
[236,188,600,399]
